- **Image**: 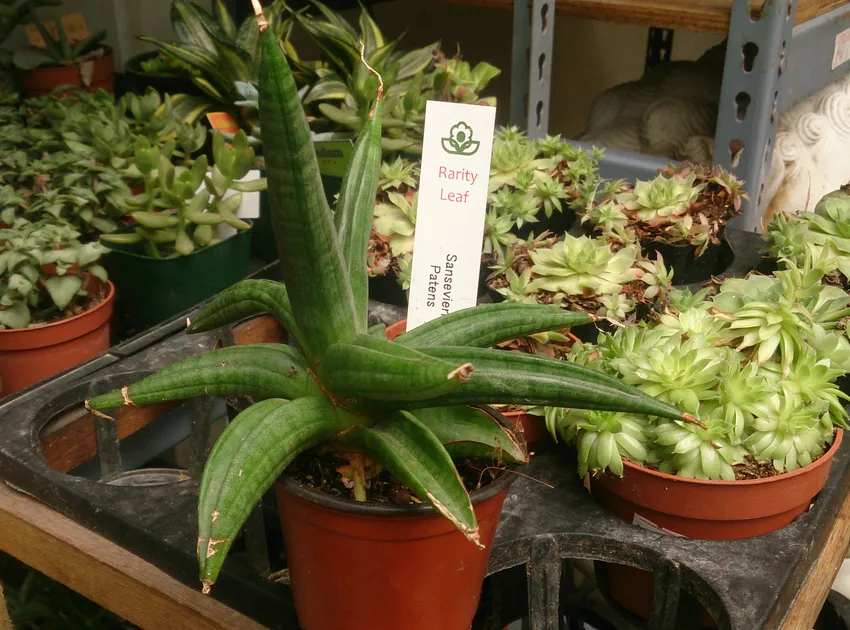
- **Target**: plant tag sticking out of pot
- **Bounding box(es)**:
[406,101,496,330]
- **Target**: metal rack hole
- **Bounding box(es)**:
[538,52,546,81]
[742,42,758,72]
[540,2,549,31]
[735,92,751,121]
[729,138,744,168]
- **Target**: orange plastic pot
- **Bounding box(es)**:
[384,318,407,340]
[592,430,843,624]
[502,410,549,447]
[275,471,514,630]
[0,279,114,398]
[18,48,114,98]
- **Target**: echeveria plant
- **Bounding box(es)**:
[86,4,687,592]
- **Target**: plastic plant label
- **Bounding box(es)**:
[833,27,850,70]
[406,101,496,330]
[314,140,354,177]
[632,513,688,538]
[206,112,241,135]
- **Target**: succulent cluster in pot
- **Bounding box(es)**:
[370,128,608,291]
[545,246,850,481]
[85,3,689,592]
[583,164,745,255]
[0,217,108,329]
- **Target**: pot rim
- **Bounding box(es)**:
[280,462,518,517]
[0,279,115,337]
[616,428,843,486]
[280,406,523,517]
[104,221,253,262]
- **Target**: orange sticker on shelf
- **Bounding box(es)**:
[206,112,241,134]
[24,13,89,48]
[62,13,90,44]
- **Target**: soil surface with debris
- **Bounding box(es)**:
[286,450,506,506]
[29,282,110,327]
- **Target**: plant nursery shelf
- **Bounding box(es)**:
[0,252,848,629]
[440,0,846,34]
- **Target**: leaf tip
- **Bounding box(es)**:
[250,0,269,31]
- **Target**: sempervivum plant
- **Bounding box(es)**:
[586,165,745,255]
[485,233,646,321]
[546,268,850,480]
[367,131,607,290]
[85,6,687,592]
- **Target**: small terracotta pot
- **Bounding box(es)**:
[384,318,407,340]
[591,430,843,539]
[18,47,115,98]
[502,410,549,447]
[0,278,114,397]
[275,471,514,630]
[592,430,843,625]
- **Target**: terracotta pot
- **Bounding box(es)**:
[592,430,843,625]
[591,430,843,539]
[275,470,515,630]
[18,47,115,98]
[0,278,114,398]
[384,318,407,340]
[502,410,549,447]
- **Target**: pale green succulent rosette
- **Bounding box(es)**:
[744,394,834,473]
[654,407,744,481]
[527,234,638,296]
[616,172,704,223]
[547,407,655,477]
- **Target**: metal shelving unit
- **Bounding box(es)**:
[503,0,850,231]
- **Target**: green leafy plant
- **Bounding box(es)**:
[527,234,638,298]
[0,88,206,238]
[101,130,265,258]
[0,217,107,329]
[12,8,106,70]
[141,0,290,127]
[295,0,499,154]
[85,7,688,591]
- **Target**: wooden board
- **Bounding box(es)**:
[779,478,850,629]
[439,0,849,35]
[0,481,265,630]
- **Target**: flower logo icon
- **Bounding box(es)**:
[442,121,480,156]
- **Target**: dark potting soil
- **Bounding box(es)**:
[732,456,781,480]
[286,450,505,506]
[637,452,829,481]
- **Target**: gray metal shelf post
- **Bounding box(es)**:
[714,0,795,232]
[511,0,555,138]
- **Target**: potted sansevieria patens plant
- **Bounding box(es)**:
[85,4,690,628]
[0,217,113,397]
